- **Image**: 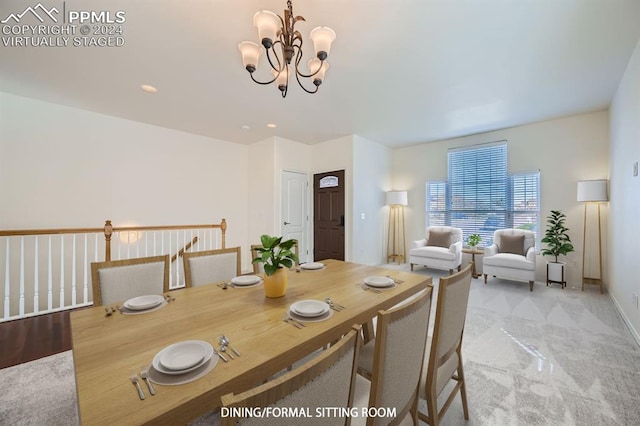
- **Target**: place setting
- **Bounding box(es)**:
[298,262,325,271]
[145,339,219,386]
[217,274,262,289]
[358,276,398,293]
[117,294,168,315]
[283,299,334,328]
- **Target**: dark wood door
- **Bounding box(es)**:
[313,170,345,261]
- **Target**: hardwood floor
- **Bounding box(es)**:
[0,310,72,369]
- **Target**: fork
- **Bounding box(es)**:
[130,375,145,400]
[140,370,155,396]
[283,315,304,329]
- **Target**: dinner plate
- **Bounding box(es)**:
[230,275,262,286]
[300,262,324,270]
[363,276,395,288]
[290,300,330,318]
[160,341,207,371]
[123,295,165,311]
[153,341,213,375]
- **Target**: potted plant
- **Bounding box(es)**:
[467,233,481,250]
[252,234,299,298]
[541,210,574,287]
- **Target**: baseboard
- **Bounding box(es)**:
[609,292,640,348]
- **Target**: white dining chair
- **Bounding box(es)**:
[221,326,361,426]
[183,247,241,287]
[353,288,433,425]
[91,254,169,306]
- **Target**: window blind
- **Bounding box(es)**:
[426,142,540,248]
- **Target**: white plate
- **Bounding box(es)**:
[160,341,207,371]
[153,341,213,375]
[364,276,395,288]
[300,262,324,270]
[123,295,164,311]
[290,300,330,318]
[231,275,262,286]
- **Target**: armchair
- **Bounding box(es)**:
[409,226,463,274]
[483,229,536,291]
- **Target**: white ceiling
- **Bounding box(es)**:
[2,0,640,148]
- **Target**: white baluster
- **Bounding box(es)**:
[60,235,65,308]
[83,234,88,303]
[94,233,98,261]
[71,235,77,306]
[168,231,172,288]
[127,231,131,259]
[145,232,148,257]
[34,236,39,313]
[4,238,10,319]
[19,237,25,316]
[48,236,53,310]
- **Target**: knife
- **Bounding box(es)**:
[212,348,228,362]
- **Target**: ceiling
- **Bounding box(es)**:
[2,0,640,148]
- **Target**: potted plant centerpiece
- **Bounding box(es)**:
[467,233,481,250]
[252,234,299,298]
[541,210,574,288]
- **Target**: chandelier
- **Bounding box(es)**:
[238,0,336,98]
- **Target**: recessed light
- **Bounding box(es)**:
[241,125,251,130]
[140,84,158,94]
[266,123,277,128]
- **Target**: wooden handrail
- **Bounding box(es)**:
[171,236,199,263]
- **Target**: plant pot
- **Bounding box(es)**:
[546,261,566,288]
[263,267,288,298]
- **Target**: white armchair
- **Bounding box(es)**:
[483,229,536,291]
[409,226,463,274]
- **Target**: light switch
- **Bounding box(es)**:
[634,161,638,177]
[360,213,366,220]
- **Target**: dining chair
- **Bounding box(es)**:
[251,240,299,274]
[91,254,170,306]
[183,246,241,287]
[418,262,473,425]
[352,288,433,425]
[221,326,361,426]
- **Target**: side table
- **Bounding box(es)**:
[461,248,483,278]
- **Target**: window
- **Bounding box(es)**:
[426,142,540,248]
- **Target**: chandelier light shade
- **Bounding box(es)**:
[238,0,336,98]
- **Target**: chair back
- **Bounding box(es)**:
[426,226,462,245]
[426,263,473,394]
[91,255,169,306]
[367,288,433,425]
[183,247,241,287]
[493,229,535,254]
[221,327,361,426]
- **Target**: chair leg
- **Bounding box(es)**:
[410,263,414,271]
[529,281,534,292]
[458,264,461,272]
[483,274,487,284]
[457,353,470,420]
[427,392,439,426]
[449,269,453,275]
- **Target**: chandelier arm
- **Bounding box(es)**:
[265,41,284,72]
[292,49,319,94]
[294,71,320,94]
[249,72,278,86]
[292,44,322,79]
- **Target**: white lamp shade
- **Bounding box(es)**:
[238,41,262,68]
[386,191,408,206]
[577,180,608,202]
[310,26,336,57]
[308,58,329,81]
[253,10,280,44]
[272,66,290,88]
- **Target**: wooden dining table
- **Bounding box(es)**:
[70,259,432,425]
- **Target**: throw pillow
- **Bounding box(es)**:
[499,234,525,255]
[427,230,452,248]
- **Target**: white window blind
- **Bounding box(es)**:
[426,142,540,248]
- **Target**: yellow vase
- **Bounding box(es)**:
[263,267,288,298]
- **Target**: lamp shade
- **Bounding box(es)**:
[577,179,608,202]
[386,191,408,206]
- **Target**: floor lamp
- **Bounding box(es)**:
[386,191,407,264]
[577,179,608,294]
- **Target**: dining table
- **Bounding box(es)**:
[70,259,432,425]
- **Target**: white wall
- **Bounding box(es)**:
[0,92,249,260]
[609,39,640,341]
[392,111,610,286]
[352,135,392,265]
